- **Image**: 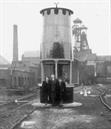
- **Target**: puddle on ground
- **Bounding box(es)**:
[105,94,111,98]
[21,121,36,128]
[89,94,98,97]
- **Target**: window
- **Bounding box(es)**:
[54,8,58,14]
[63,9,66,15]
[47,9,50,15]
[42,12,44,16]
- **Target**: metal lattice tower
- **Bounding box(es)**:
[72,18,89,52]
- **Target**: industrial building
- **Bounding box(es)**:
[72,18,111,84]
[9,25,39,91]
[0,25,39,91]
[0,56,10,88]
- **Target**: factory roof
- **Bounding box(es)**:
[40,7,73,15]
[96,55,111,61]
[74,50,97,62]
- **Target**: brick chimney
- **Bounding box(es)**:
[13,24,18,62]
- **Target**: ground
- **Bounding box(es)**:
[13,85,111,129]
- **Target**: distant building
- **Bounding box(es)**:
[22,51,40,66]
[0,55,10,88]
[72,18,111,84]
[95,56,111,83]
[9,61,35,90]
[8,25,40,90]
[22,50,41,84]
[0,25,41,91]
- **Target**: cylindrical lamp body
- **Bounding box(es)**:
[40,8,73,59]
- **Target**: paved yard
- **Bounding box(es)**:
[14,86,111,129]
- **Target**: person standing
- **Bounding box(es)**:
[55,79,60,105]
[58,78,66,105]
[42,76,50,105]
[50,74,57,106]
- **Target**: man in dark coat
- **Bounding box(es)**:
[42,77,50,105]
[58,78,66,105]
[50,74,57,106]
[55,79,60,105]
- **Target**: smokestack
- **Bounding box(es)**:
[13,24,18,62]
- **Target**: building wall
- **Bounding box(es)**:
[11,70,35,90]
[72,61,78,84]
[22,56,41,84]
[96,61,111,83]
[22,56,40,66]
[96,62,106,77]
[29,65,41,84]
[0,69,10,88]
[6,61,37,90]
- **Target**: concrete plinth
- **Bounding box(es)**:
[32,102,82,108]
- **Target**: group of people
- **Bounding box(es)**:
[42,74,66,106]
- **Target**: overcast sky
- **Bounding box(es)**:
[0,0,110,62]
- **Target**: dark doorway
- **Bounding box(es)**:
[44,63,55,77]
[58,64,63,78]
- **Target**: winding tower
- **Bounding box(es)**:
[72,18,89,53]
